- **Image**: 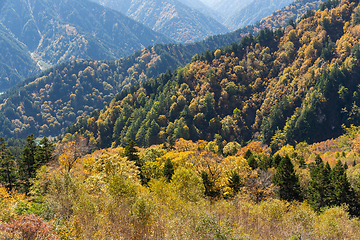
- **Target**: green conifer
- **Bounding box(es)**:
[244,149,252,159]
[125,138,149,184]
[228,171,242,195]
[0,137,17,191]
[272,154,282,168]
[169,137,175,150]
[247,155,258,170]
[330,160,353,207]
[163,159,174,183]
[273,155,302,201]
[125,139,140,166]
[18,134,38,193]
[36,137,54,168]
[201,171,220,199]
[307,156,332,211]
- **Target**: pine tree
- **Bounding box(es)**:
[163,158,174,183]
[259,156,272,170]
[169,137,175,150]
[228,171,242,195]
[18,134,38,193]
[273,155,302,201]
[330,160,360,215]
[272,154,282,168]
[125,139,147,184]
[0,137,17,191]
[125,139,140,166]
[36,137,54,168]
[135,126,146,146]
[330,160,354,207]
[307,156,331,211]
[244,149,252,159]
[201,171,220,200]
[247,155,258,170]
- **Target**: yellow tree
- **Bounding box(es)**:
[56,136,90,172]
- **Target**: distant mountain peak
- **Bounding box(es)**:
[91,0,229,43]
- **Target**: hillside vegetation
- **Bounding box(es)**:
[0,38,246,140]
[2,127,360,238]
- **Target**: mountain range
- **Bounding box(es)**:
[201,0,254,20]
[198,0,327,31]
[91,0,228,43]
[0,0,172,90]
[224,0,294,30]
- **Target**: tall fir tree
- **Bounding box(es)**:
[0,137,17,191]
[163,158,174,183]
[244,149,252,159]
[19,134,38,193]
[125,139,140,166]
[272,154,282,168]
[228,171,242,196]
[201,171,220,200]
[247,155,258,170]
[307,155,331,211]
[125,138,148,184]
[273,155,303,201]
[330,160,354,206]
[36,137,54,169]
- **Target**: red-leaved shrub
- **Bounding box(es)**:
[0,214,59,240]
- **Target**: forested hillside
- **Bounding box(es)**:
[0,44,190,139]
[0,0,171,89]
[0,37,242,140]
[91,0,228,43]
[64,0,360,151]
